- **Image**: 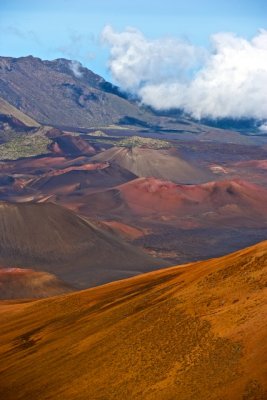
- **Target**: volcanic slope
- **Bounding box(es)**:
[92,146,211,184]
[29,162,137,195]
[118,178,267,226]
[0,56,155,128]
[49,134,97,156]
[0,268,73,299]
[0,241,266,399]
[0,202,167,288]
[78,178,267,228]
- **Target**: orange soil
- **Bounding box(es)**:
[0,241,266,399]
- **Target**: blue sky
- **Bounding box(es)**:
[1,0,266,79]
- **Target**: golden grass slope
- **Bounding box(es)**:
[0,241,267,399]
[0,97,40,127]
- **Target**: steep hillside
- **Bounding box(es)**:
[0,202,168,288]
[0,241,266,399]
[0,56,154,128]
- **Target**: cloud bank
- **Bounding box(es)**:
[102,26,267,120]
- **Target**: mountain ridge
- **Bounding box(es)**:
[0,55,155,129]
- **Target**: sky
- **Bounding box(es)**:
[1,0,267,120]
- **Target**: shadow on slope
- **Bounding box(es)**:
[0,201,168,288]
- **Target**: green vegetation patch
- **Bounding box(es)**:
[117,135,170,149]
[0,134,51,160]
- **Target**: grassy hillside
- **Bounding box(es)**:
[0,241,266,399]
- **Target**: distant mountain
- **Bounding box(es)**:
[1,56,259,145]
[0,56,155,129]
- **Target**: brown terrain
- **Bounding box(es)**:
[0,268,73,299]
[0,240,266,399]
[1,123,267,265]
[29,161,137,195]
[228,159,267,188]
[49,134,97,156]
[0,201,168,290]
[91,146,212,183]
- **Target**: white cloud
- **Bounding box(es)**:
[259,123,267,132]
[69,60,83,78]
[101,25,206,90]
[102,26,267,120]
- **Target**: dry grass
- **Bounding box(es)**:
[0,97,40,127]
[0,241,267,399]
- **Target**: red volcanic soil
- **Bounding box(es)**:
[43,162,108,177]
[2,155,103,172]
[119,178,186,216]
[81,178,267,228]
[0,267,73,299]
[0,156,73,174]
[121,177,267,218]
